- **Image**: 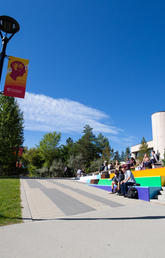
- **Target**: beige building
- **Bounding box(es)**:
[131,111,165,160]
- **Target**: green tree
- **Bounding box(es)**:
[76,125,99,169]
[138,137,150,162]
[124,146,131,160]
[59,137,75,164]
[50,158,65,177]
[66,137,74,146]
[102,142,111,162]
[38,132,61,176]
[120,151,125,162]
[67,153,85,174]
[88,158,103,173]
[113,151,120,162]
[0,95,24,176]
[22,147,44,176]
[96,133,108,153]
[96,133,114,161]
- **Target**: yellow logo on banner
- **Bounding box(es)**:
[4,56,29,98]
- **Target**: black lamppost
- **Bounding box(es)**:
[0,16,20,93]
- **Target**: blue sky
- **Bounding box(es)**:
[1,0,165,152]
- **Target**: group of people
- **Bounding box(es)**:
[100,151,159,174]
[109,151,160,196]
[100,157,136,174]
[111,163,136,197]
[140,151,159,169]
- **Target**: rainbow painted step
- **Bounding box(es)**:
[135,176,165,187]
[134,186,161,201]
[90,179,99,184]
[133,167,165,177]
[90,184,161,202]
[110,167,165,179]
[98,179,112,186]
[110,167,165,178]
[90,176,165,188]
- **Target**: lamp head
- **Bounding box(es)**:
[0,16,20,34]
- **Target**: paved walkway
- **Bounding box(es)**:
[1,178,165,258]
[21,178,123,220]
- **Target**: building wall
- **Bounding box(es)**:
[131,111,165,160]
[131,141,153,159]
[152,111,165,159]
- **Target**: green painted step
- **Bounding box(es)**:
[98,179,112,186]
[135,176,165,187]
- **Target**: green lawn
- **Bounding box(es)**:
[0,179,22,226]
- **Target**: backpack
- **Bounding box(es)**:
[126,187,138,199]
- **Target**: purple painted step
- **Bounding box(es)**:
[90,184,112,192]
[90,184,161,202]
[134,186,161,201]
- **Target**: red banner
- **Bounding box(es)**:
[4,56,29,98]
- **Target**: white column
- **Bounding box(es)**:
[151,111,165,160]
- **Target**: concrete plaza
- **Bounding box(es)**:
[0,178,165,258]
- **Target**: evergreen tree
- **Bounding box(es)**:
[102,142,111,162]
[138,137,149,162]
[66,137,74,146]
[0,95,24,175]
[96,133,114,161]
[124,146,131,160]
[96,133,109,154]
[120,151,125,162]
[76,125,99,169]
[113,151,120,162]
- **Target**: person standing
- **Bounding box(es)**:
[77,169,82,178]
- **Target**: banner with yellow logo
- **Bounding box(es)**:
[4,56,29,98]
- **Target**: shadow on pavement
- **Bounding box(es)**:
[2,215,165,222]
[24,215,165,221]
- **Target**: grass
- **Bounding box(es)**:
[0,178,22,226]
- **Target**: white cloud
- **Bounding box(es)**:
[17,92,121,135]
[109,135,138,147]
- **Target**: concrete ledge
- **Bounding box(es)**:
[20,179,32,223]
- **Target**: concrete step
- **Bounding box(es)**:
[159,190,165,195]
[151,199,165,205]
[157,195,165,201]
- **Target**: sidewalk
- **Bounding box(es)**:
[0,178,165,258]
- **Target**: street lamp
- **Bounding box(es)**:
[0,15,20,93]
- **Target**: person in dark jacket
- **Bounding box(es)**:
[119,164,136,196]
[110,167,124,194]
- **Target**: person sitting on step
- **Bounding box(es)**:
[142,153,152,169]
[110,167,124,194]
[119,164,136,196]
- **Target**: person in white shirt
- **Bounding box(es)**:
[119,164,136,196]
[77,169,82,178]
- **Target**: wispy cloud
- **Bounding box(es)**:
[109,135,138,147]
[17,92,121,135]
